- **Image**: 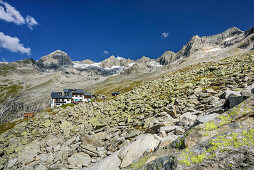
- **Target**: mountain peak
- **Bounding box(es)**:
[37,50,72,70]
[157,51,176,65]
[222,26,243,38]
[136,56,154,63]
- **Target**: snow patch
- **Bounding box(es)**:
[149,61,163,67]
[128,63,135,67]
[205,47,221,52]
[104,65,123,70]
[224,37,234,42]
[116,56,124,60]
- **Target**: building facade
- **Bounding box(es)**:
[51,92,72,108]
[51,89,92,108]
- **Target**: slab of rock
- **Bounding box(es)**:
[6,159,17,169]
[198,113,219,123]
[46,135,62,147]
[125,129,141,139]
[39,153,54,164]
[204,89,217,94]
[97,147,107,157]
[241,89,252,97]
[118,134,160,168]
[81,144,99,157]
[160,126,176,133]
[68,152,92,168]
[159,135,178,148]
[18,140,40,165]
[224,90,241,99]
[64,136,76,146]
[86,150,121,170]
[199,92,211,98]
[179,112,197,128]
[175,126,185,135]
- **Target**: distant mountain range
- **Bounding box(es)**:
[0,26,253,123]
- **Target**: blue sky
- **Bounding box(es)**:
[0,0,253,62]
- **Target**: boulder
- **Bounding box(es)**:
[160,126,176,133]
[227,95,249,108]
[68,152,92,168]
[86,150,121,170]
[179,112,197,128]
[204,89,217,94]
[197,113,219,123]
[199,92,211,98]
[18,140,40,165]
[125,129,141,139]
[46,135,61,147]
[175,126,185,135]
[159,135,178,148]
[118,134,160,168]
[6,159,17,169]
[224,90,241,99]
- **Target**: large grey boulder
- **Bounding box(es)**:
[118,134,160,168]
[68,152,92,168]
[179,112,197,128]
[18,140,40,165]
[227,95,249,109]
[86,150,121,170]
[37,50,72,70]
[197,113,219,123]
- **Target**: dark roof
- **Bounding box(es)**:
[84,92,92,95]
[51,92,72,99]
[112,92,120,94]
[63,89,84,93]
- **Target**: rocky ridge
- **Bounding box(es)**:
[158,27,254,65]
[0,50,253,169]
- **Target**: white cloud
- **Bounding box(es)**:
[25,16,38,30]
[161,32,169,39]
[0,0,38,30]
[103,50,109,55]
[0,32,31,55]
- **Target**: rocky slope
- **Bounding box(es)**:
[0,50,162,124]
[0,26,253,129]
[0,50,253,169]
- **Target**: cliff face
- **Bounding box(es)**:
[157,51,176,65]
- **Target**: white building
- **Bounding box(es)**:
[50,92,72,108]
[51,89,92,108]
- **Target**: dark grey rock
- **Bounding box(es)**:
[227,95,249,108]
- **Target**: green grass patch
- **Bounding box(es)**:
[60,103,75,108]
[0,118,27,135]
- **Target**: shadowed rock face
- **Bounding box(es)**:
[37,50,73,70]
[157,51,176,65]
